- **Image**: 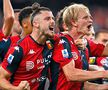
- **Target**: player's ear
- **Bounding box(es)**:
[62,23,68,31]
[22,19,27,28]
[33,21,39,28]
[71,19,77,27]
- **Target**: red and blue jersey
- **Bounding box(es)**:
[86,39,105,57]
[50,34,83,90]
[89,56,108,70]
[50,34,105,90]
[1,35,53,90]
[0,35,20,63]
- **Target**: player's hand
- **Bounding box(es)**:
[75,38,87,50]
[17,81,30,90]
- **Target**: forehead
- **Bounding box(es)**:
[78,9,91,18]
[15,12,20,17]
[39,11,54,17]
[99,33,108,38]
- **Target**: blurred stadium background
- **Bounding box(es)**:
[0,0,108,31]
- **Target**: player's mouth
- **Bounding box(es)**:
[49,26,54,32]
[87,24,92,30]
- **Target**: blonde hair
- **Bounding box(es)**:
[63,3,89,30]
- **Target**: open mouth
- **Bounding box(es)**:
[49,27,54,31]
[87,24,92,29]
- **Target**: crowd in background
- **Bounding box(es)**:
[0,0,108,31]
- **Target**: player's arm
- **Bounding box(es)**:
[89,65,105,71]
[0,38,12,62]
[0,67,19,90]
[53,37,108,82]
[0,45,30,90]
[0,67,30,90]
[62,60,108,82]
[0,66,16,89]
[86,39,108,57]
[84,81,108,90]
[2,0,15,36]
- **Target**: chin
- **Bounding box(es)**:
[49,34,54,38]
[46,33,54,38]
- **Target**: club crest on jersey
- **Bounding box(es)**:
[7,54,14,64]
[46,40,53,49]
[62,49,69,58]
[72,52,78,60]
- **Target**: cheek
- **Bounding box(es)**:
[79,19,87,25]
[77,21,84,28]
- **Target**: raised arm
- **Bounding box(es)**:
[2,0,15,36]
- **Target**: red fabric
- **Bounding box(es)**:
[0,30,7,41]
[2,35,52,90]
[52,34,83,90]
[88,40,105,57]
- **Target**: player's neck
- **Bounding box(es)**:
[68,27,84,41]
[30,32,47,45]
[20,31,26,39]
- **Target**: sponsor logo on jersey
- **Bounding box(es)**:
[37,58,51,69]
[31,76,47,83]
[37,52,52,65]
[26,61,34,71]
[7,54,14,64]
[62,49,69,58]
[37,52,52,69]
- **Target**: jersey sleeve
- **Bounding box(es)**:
[1,45,23,75]
[0,38,11,62]
[87,40,105,57]
[96,57,104,66]
[53,37,73,67]
[0,30,6,41]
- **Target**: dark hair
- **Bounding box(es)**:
[95,27,108,38]
[56,7,67,32]
[18,6,32,26]
[31,2,51,26]
[14,9,21,13]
